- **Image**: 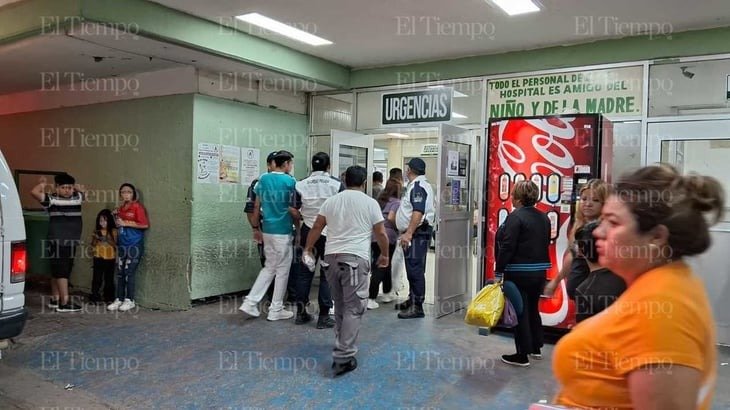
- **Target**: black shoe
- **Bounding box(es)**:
[295,312,313,325]
[397,306,425,319]
[501,354,530,367]
[394,300,412,311]
[47,298,59,309]
[316,316,335,329]
[56,303,82,312]
[332,357,357,377]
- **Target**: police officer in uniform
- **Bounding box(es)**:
[394,158,435,319]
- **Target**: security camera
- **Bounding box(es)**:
[680,66,695,79]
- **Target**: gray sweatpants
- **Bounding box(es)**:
[322,253,370,363]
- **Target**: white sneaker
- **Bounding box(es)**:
[239,302,260,318]
[267,309,294,321]
[118,299,136,312]
[329,306,335,316]
[367,299,379,310]
[378,292,396,303]
[107,299,122,311]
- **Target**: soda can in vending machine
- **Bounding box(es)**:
[484,114,612,330]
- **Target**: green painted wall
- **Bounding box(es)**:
[190,95,308,299]
[0,0,81,45]
[0,95,194,310]
[351,26,730,88]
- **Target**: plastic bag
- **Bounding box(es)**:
[498,298,518,328]
[390,243,406,293]
[464,283,505,328]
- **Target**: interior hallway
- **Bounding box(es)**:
[1,288,729,409]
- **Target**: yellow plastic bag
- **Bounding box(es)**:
[464,283,505,328]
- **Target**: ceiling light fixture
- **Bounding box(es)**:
[489,0,540,16]
[235,13,333,46]
[452,113,468,119]
[387,133,409,138]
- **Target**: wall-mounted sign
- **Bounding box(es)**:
[421,143,439,156]
[381,88,452,125]
[488,66,644,118]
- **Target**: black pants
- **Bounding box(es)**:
[404,226,433,306]
[91,257,116,301]
[295,224,332,315]
[47,241,77,279]
[369,242,395,299]
[507,273,545,356]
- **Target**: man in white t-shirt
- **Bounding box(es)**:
[303,165,390,377]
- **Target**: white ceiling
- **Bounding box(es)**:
[0,22,334,94]
[150,0,730,68]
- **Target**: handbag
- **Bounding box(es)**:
[498,298,518,328]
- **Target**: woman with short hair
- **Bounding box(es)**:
[495,180,552,367]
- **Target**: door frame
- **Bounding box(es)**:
[434,124,475,317]
[647,119,730,232]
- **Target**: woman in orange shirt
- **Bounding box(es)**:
[552,164,723,409]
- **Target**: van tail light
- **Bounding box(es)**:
[11,241,26,283]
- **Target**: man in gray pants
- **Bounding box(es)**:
[303,165,390,377]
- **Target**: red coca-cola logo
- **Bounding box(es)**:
[486,116,598,329]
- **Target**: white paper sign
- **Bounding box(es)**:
[447,150,459,176]
[219,145,241,184]
[241,148,261,186]
[197,143,220,184]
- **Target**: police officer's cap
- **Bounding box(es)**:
[406,158,426,174]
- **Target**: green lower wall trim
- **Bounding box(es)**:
[351,26,730,88]
[190,94,308,300]
[0,95,194,310]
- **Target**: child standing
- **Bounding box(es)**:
[90,209,117,303]
[107,183,149,312]
[30,173,85,312]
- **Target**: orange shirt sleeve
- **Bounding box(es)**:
[612,293,706,376]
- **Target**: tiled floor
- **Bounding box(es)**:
[1,289,729,409]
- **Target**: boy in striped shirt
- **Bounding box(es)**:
[31,173,85,312]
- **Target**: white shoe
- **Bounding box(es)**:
[107,299,122,311]
[367,299,379,310]
[378,292,396,303]
[239,302,260,318]
[329,306,335,316]
[118,299,136,312]
[267,309,294,321]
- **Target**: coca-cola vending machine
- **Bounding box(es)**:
[485,114,613,330]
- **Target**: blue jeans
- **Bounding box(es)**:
[117,244,143,300]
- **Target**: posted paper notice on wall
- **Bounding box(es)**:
[197,143,220,184]
[219,145,241,184]
[241,148,261,186]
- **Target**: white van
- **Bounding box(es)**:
[0,149,27,339]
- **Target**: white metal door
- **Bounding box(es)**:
[330,130,374,191]
[434,124,475,317]
[648,120,730,346]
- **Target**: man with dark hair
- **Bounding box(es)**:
[31,173,86,312]
[394,158,435,319]
[371,171,384,198]
[244,151,297,303]
[240,151,298,321]
[304,165,389,377]
[293,152,344,329]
